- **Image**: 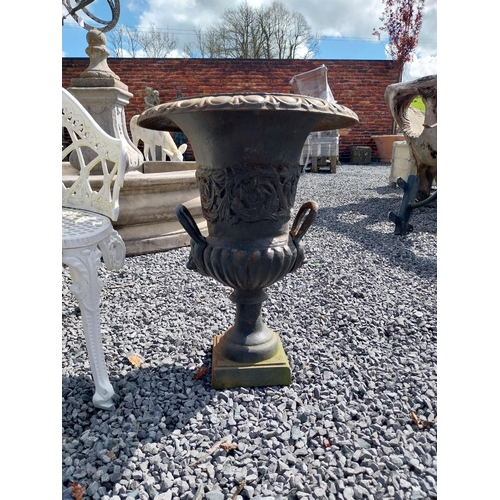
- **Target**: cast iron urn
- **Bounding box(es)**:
[138,93,358,388]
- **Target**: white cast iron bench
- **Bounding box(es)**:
[62,88,127,409]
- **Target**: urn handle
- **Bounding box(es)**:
[175,204,206,245]
[290,200,319,244]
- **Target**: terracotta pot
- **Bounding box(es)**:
[372,134,405,163]
[138,93,358,388]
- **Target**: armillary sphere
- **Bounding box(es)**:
[62,0,120,33]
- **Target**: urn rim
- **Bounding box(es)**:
[137,92,359,133]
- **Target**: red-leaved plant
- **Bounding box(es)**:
[373,0,425,82]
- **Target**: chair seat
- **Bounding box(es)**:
[62,207,113,249]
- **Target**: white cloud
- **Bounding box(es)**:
[136,0,229,32]
[406,51,437,81]
[131,0,436,46]
[298,0,384,39]
[132,0,390,39]
[68,0,436,66]
[404,0,437,81]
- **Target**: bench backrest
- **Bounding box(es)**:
[62,88,127,221]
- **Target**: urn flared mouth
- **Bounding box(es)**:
[137,92,359,134]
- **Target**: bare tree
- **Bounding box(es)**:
[207,25,232,58]
[108,24,141,57]
[288,9,320,58]
[108,23,178,57]
[126,25,142,57]
[192,1,319,59]
[219,2,263,58]
[138,23,178,57]
[259,2,319,59]
[188,25,233,58]
[184,29,207,58]
[108,24,125,56]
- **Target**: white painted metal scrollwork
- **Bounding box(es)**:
[99,229,126,270]
[62,247,116,409]
[62,88,127,221]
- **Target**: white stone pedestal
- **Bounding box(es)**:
[68,86,143,173]
[67,29,143,173]
[389,141,416,186]
[389,141,437,188]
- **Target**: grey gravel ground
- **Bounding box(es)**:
[62,164,437,500]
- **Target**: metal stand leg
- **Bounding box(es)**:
[389,175,437,235]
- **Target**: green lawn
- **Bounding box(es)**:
[410,96,425,111]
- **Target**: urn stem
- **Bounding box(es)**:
[218,289,279,363]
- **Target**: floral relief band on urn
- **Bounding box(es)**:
[137,93,359,388]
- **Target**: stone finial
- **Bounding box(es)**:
[80,29,119,80]
[72,29,127,90]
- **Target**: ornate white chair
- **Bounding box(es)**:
[62,88,127,409]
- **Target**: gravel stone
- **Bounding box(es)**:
[205,491,224,500]
[62,165,437,499]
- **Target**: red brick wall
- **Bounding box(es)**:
[62,58,399,162]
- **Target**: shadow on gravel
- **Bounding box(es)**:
[63,362,212,430]
[312,185,437,279]
[62,361,213,492]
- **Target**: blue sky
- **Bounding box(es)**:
[62,0,437,81]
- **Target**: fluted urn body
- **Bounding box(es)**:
[138,93,358,388]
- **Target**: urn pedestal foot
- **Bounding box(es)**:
[212,333,291,389]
